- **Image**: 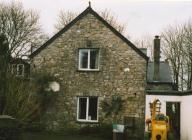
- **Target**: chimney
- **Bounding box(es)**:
[153,35,160,81]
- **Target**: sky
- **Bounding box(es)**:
[1,0,192,41]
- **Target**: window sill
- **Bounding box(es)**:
[76,120,99,124]
[16,75,24,77]
[77,69,100,72]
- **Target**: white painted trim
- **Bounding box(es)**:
[77,97,99,123]
[16,64,25,76]
[97,97,99,122]
[88,50,90,69]
[76,97,79,121]
[86,97,89,120]
[78,49,100,71]
[78,69,100,71]
[11,64,16,74]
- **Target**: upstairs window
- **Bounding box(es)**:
[77,97,98,122]
[11,64,24,76]
[78,49,99,70]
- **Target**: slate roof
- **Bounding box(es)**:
[147,62,173,83]
[10,58,29,65]
[29,6,148,61]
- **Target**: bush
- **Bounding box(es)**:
[0,116,21,140]
[79,125,99,135]
[99,124,112,139]
[24,122,45,132]
[3,77,40,128]
[78,124,112,139]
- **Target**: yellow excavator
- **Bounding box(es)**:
[145,99,170,140]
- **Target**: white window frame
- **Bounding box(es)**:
[78,49,100,71]
[11,64,17,74]
[16,64,24,76]
[77,97,99,122]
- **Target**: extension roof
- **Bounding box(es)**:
[30,6,148,60]
[146,90,192,96]
[10,58,29,65]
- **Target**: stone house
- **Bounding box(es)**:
[29,5,172,139]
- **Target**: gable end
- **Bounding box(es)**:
[30,7,149,61]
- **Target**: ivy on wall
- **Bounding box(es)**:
[32,72,60,113]
[101,95,125,123]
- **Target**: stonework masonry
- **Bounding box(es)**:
[31,12,147,138]
[147,83,173,90]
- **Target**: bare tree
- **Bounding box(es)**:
[54,9,126,34]
[161,20,192,91]
[0,34,10,114]
[54,10,77,32]
[161,24,184,90]
[100,9,126,34]
[0,1,47,57]
[133,34,154,60]
[183,19,192,89]
[3,77,40,124]
[0,1,48,125]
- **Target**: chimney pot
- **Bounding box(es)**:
[155,35,159,39]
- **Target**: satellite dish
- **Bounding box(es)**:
[49,81,60,92]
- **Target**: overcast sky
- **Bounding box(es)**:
[1,0,192,40]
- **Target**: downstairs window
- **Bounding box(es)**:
[77,97,98,122]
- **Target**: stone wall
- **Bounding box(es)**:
[31,13,147,138]
[146,83,173,90]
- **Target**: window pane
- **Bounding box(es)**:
[17,65,24,76]
[90,50,99,69]
[12,64,17,74]
[78,98,87,120]
[80,50,88,69]
[88,97,98,120]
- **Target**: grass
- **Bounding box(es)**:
[22,132,110,140]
